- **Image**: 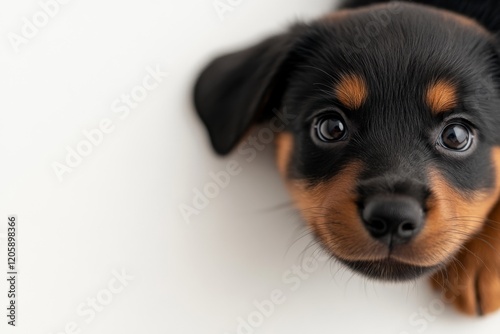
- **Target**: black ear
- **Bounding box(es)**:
[193,31,299,155]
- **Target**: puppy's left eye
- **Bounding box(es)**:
[439,123,473,151]
[314,115,348,142]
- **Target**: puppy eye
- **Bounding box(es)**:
[314,115,348,142]
[439,123,473,151]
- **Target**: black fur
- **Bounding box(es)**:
[342,0,500,33]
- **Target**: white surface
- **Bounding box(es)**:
[1,0,500,333]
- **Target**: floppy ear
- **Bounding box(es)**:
[193,31,299,155]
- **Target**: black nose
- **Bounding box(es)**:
[361,196,424,245]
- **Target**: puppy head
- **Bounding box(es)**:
[194,3,500,281]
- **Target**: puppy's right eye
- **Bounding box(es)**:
[437,122,474,153]
[314,115,348,142]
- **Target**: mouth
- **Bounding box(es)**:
[337,257,442,281]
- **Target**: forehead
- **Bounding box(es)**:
[334,74,458,115]
[293,4,495,112]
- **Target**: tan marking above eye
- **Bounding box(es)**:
[335,74,368,110]
[426,80,458,114]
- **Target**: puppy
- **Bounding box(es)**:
[193,0,500,316]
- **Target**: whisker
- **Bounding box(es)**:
[257,201,296,213]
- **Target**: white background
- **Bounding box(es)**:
[1,0,500,333]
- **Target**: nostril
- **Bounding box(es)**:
[367,218,387,234]
[398,221,417,237]
[401,221,416,231]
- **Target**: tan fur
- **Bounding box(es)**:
[335,74,368,110]
[431,147,500,316]
[276,131,500,271]
[275,133,293,178]
[285,161,388,262]
[426,80,458,114]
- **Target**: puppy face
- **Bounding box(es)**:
[194,3,500,281]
